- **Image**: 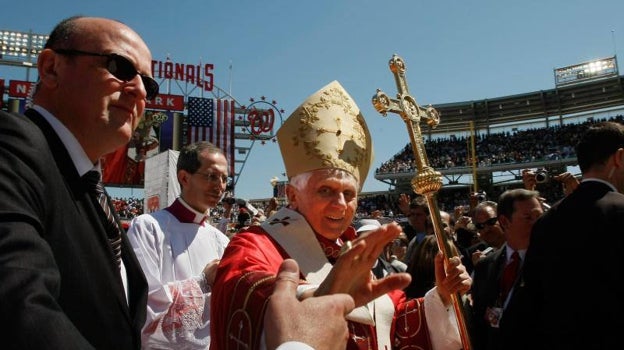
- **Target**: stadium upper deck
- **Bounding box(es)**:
[376,74,624,194]
[418,74,624,134]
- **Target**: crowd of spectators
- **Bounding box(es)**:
[377,115,623,173]
[356,115,622,217]
[355,169,578,218]
[113,176,572,225]
[111,197,144,219]
[111,115,623,221]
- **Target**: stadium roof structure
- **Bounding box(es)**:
[426,74,624,134]
[375,74,624,192]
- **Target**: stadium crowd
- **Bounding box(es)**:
[111,114,623,221]
[377,115,623,174]
[111,197,145,219]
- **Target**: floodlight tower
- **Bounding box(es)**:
[0,29,48,81]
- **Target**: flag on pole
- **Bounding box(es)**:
[187,97,235,176]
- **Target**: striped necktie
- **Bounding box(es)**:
[83,171,122,269]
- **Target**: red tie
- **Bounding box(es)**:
[500,251,520,300]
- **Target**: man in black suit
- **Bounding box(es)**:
[511,121,624,349]
[470,188,543,350]
[0,16,156,348]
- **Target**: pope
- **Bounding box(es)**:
[210,81,472,350]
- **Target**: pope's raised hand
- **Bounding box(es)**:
[315,221,411,307]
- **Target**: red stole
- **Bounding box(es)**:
[315,229,357,264]
[210,208,433,350]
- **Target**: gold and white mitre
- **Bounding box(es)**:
[276,80,374,190]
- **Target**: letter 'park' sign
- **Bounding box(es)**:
[146,94,185,111]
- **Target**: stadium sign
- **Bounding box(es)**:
[151,59,214,92]
[8,80,34,98]
[146,94,185,111]
[554,56,618,87]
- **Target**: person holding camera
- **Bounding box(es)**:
[521,168,580,209]
[126,141,231,349]
[472,190,489,206]
[552,171,580,197]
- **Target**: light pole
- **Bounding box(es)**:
[270,176,279,197]
[0,29,48,81]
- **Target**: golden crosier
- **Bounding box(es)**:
[372,53,473,350]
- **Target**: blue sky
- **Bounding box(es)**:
[2,0,623,200]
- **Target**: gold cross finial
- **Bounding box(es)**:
[372,54,473,350]
[372,54,442,195]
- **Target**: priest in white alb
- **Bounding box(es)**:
[127,141,231,349]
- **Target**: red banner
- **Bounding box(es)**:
[146,94,185,111]
[9,80,35,98]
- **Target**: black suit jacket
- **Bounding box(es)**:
[0,110,148,349]
[511,181,624,350]
[471,246,528,350]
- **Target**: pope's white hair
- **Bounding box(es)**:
[288,168,359,192]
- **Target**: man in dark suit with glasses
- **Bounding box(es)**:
[0,16,156,348]
[468,201,506,267]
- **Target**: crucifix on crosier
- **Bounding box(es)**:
[372,53,473,350]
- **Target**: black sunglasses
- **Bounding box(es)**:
[53,49,159,100]
[475,217,498,230]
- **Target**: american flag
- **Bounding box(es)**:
[187,97,235,176]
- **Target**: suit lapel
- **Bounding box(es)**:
[24,108,141,323]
